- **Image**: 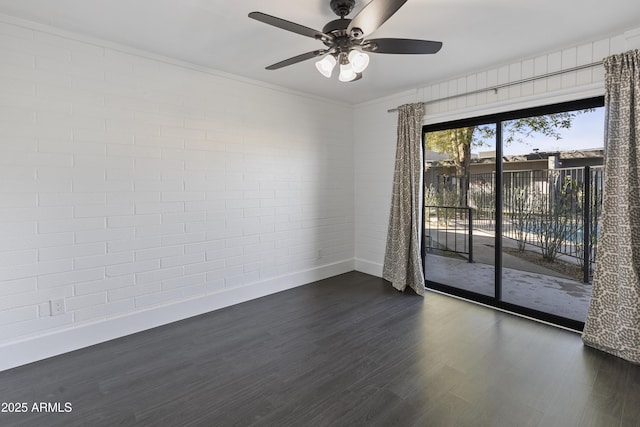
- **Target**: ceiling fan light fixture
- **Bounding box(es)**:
[250,0,443,83]
[338,62,357,82]
[315,54,337,78]
[348,50,370,73]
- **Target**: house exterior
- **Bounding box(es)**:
[425,148,604,185]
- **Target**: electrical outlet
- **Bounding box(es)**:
[50,298,66,316]
[317,249,323,259]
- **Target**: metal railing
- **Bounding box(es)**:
[424,206,473,263]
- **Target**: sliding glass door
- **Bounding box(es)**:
[499,108,604,323]
[424,123,496,298]
[423,98,604,330]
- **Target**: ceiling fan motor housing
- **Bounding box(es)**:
[330,0,355,17]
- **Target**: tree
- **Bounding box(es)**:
[425,110,591,206]
[425,127,475,206]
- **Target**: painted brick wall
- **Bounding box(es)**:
[0,17,354,367]
[354,28,640,277]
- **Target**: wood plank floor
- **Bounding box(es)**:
[1,271,639,426]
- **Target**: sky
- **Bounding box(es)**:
[479,107,606,156]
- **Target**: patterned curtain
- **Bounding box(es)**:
[582,49,640,364]
[383,103,425,295]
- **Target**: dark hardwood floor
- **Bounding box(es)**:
[1,271,639,426]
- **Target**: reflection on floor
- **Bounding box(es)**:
[425,253,591,322]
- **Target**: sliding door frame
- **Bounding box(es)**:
[422,96,604,332]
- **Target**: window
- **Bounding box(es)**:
[423,97,604,330]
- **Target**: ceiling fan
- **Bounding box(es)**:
[249,0,442,82]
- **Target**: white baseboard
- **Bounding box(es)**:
[354,258,383,277]
[0,259,354,372]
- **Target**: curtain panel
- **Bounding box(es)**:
[383,103,425,295]
[582,49,640,364]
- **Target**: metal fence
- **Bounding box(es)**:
[425,166,602,281]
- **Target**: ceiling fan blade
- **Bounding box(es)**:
[249,12,332,43]
[347,0,408,38]
[265,50,327,70]
[363,38,443,54]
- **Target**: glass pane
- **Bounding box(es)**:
[424,124,496,297]
[500,107,604,322]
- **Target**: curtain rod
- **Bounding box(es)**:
[387,60,604,113]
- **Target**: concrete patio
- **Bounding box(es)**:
[424,229,592,322]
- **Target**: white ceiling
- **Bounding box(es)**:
[0,0,638,105]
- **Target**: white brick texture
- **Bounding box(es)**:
[0,17,354,348]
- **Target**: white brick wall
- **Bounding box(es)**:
[0,16,354,365]
[353,27,640,277]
